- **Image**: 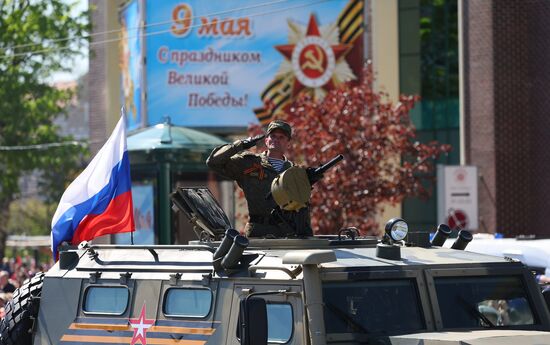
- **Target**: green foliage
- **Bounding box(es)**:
[7,198,51,236]
[419,0,458,99]
[0,0,90,254]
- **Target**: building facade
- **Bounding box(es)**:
[461,0,550,236]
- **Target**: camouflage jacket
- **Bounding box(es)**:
[206,140,293,219]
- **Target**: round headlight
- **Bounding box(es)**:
[385,218,408,242]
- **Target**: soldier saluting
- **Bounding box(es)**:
[207,120,309,237]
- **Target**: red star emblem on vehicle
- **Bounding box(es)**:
[275,14,351,97]
[129,303,155,345]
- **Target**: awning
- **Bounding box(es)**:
[6,235,50,248]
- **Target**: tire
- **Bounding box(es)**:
[0,272,45,345]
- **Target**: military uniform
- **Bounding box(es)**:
[206,140,294,237]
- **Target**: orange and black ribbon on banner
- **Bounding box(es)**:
[253,0,364,125]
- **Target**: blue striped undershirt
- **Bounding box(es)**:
[267,157,286,172]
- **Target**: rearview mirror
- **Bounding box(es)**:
[239,297,267,345]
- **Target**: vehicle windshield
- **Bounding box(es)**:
[434,275,536,328]
[322,279,425,336]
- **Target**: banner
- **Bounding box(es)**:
[120,0,144,131]
[115,184,155,245]
[144,0,364,127]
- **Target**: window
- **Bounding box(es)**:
[236,302,293,344]
[83,286,129,315]
[267,303,293,343]
[164,288,212,317]
[434,275,537,328]
[323,279,425,335]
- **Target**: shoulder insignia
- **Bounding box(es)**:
[244,163,265,180]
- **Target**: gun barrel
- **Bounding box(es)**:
[313,154,344,176]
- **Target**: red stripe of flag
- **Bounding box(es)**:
[72,191,135,245]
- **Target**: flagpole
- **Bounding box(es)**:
[121,106,135,246]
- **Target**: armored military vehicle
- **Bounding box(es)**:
[1,186,550,345]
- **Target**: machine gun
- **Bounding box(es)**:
[269,154,344,237]
[306,154,344,185]
[271,154,345,212]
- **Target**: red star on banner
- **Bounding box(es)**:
[129,303,155,345]
[275,14,351,97]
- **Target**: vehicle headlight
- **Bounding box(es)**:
[385,218,408,242]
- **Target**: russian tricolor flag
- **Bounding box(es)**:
[51,113,135,259]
